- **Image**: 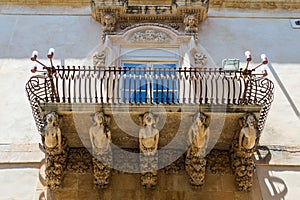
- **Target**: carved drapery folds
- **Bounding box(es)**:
[185,112,210,188]
[231,113,259,191]
[42,112,69,190]
[89,112,112,188]
[139,112,159,188]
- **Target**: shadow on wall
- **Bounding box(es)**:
[254,146,288,200]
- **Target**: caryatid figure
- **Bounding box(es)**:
[43,112,62,153]
[139,112,159,156]
[238,113,258,151]
[89,112,112,156]
[187,112,210,157]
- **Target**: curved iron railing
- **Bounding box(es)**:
[26,66,274,133]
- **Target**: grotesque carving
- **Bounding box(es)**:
[231,113,259,191]
[89,112,112,188]
[93,51,106,68]
[102,13,116,32]
[42,112,68,190]
[184,14,198,33]
[185,112,210,189]
[139,112,159,188]
[194,52,207,68]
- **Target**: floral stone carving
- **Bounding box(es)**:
[131,29,171,42]
[185,111,210,189]
[231,113,259,191]
[42,112,69,190]
[139,112,159,188]
[89,112,112,188]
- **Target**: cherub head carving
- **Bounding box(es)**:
[44,112,59,127]
[103,13,116,26]
[184,14,198,27]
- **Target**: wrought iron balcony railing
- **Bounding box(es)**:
[26,66,274,134]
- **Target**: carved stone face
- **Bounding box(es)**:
[143,113,155,126]
[45,113,58,126]
[193,112,206,126]
[246,115,255,127]
[94,112,104,125]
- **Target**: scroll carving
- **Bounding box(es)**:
[89,112,112,188]
[42,112,68,190]
[131,30,171,42]
[231,113,259,191]
[185,112,210,189]
[139,112,159,188]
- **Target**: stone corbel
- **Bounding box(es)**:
[139,112,160,188]
[42,112,69,190]
[231,113,259,191]
[89,112,112,188]
[185,111,210,188]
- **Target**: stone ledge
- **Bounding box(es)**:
[0,143,44,164]
[255,145,300,166]
[210,0,300,9]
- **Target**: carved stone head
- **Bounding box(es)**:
[184,14,198,27]
[103,13,116,26]
[240,113,258,128]
[192,112,209,127]
[142,112,158,127]
[92,112,111,126]
[44,112,59,127]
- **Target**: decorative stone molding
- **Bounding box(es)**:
[139,112,159,188]
[42,112,69,190]
[93,51,106,68]
[67,148,93,173]
[194,52,207,68]
[185,112,210,188]
[231,113,259,191]
[131,29,171,42]
[184,14,198,33]
[89,112,113,188]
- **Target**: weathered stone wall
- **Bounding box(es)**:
[210,0,300,9]
[0,0,89,6]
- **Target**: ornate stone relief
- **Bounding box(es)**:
[66,148,93,173]
[185,112,210,189]
[93,51,106,68]
[102,13,116,33]
[231,113,259,191]
[131,29,171,42]
[184,14,198,33]
[194,52,207,68]
[42,112,69,190]
[139,112,159,188]
[89,112,113,188]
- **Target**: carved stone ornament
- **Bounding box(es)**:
[184,14,199,33]
[194,52,207,68]
[185,111,210,188]
[66,148,93,174]
[231,113,259,191]
[139,112,159,188]
[42,112,69,190]
[131,29,171,42]
[102,12,116,33]
[89,112,112,188]
[93,51,106,68]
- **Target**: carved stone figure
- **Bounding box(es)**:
[185,112,210,189]
[194,52,207,68]
[103,13,116,32]
[89,112,112,188]
[238,113,258,151]
[139,112,159,155]
[139,112,159,188]
[187,112,210,158]
[42,112,68,190]
[184,14,198,33]
[93,51,106,68]
[231,113,259,191]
